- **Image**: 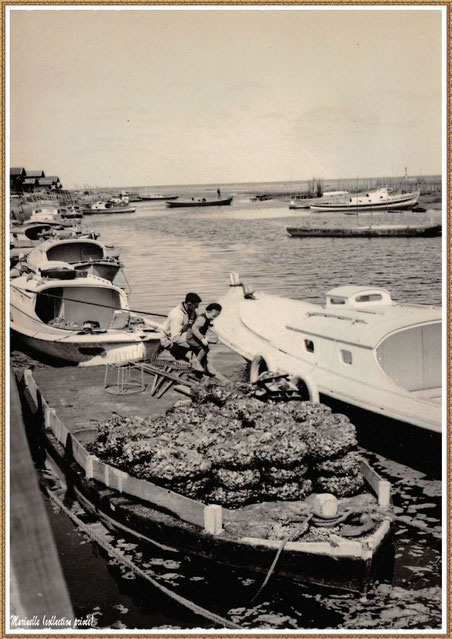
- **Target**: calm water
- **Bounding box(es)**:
[41,193,444,630]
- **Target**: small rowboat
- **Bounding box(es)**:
[166,197,233,208]
[22,370,393,594]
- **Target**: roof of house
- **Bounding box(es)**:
[10,167,26,176]
[26,170,45,178]
[44,176,61,183]
[22,178,38,185]
[37,178,55,186]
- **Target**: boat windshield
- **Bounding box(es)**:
[376,323,441,397]
[35,285,122,328]
[47,242,104,263]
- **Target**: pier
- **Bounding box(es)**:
[10,370,74,626]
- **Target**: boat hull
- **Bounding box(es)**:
[11,327,160,366]
[286,224,442,238]
[166,197,233,208]
[140,195,178,201]
[82,206,136,215]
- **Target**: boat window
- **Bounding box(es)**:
[356,293,382,303]
[304,339,314,353]
[340,349,353,365]
[376,323,441,392]
[329,297,345,305]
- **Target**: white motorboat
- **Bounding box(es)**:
[25,237,123,282]
[289,191,349,210]
[82,200,136,215]
[215,274,441,436]
[310,187,420,212]
[28,205,83,223]
[10,269,161,366]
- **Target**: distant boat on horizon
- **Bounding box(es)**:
[166,196,233,208]
[310,188,420,212]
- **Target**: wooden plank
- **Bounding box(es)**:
[23,369,39,407]
[10,370,74,625]
[204,505,223,534]
[70,434,87,469]
[118,472,206,528]
[241,536,364,558]
[360,459,391,506]
[49,410,69,447]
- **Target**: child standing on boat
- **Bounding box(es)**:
[186,303,222,375]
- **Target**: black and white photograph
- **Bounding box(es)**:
[6,3,447,633]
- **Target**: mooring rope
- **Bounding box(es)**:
[45,488,242,630]
[249,513,312,603]
[16,286,168,318]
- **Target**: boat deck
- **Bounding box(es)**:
[32,365,181,438]
[28,364,386,541]
[411,387,442,404]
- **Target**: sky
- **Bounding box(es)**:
[9,7,444,189]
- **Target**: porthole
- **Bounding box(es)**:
[340,349,353,364]
[305,339,314,353]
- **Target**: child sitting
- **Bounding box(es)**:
[186,303,222,375]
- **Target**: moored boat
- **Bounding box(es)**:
[82,200,136,215]
[310,188,420,212]
[28,205,83,223]
[10,270,161,366]
[25,237,123,282]
[215,274,441,440]
[140,194,179,201]
[289,191,349,210]
[166,196,233,208]
[22,369,393,595]
[286,224,442,238]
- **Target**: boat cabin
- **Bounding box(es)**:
[324,287,441,401]
[35,283,125,330]
[325,286,393,309]
[45,240,105,263]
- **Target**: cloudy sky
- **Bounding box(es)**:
[9,7,443,188]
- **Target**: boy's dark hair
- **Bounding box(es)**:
[206,303,222,312]
[185,292,202,304]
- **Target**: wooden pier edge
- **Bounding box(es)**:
[23,369,223,534]
[10,369,74,625]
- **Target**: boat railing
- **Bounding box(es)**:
[305,311,368,323]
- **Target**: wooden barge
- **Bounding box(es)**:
[19,366,393,595]
[286,224,442,238]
